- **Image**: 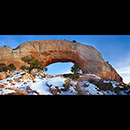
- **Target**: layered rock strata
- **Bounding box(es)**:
[0,40,123,82]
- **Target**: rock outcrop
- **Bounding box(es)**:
[0,72,6,80]
[0,39,123,82]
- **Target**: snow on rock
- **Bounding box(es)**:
[30,79,52,95]
[103,80,123,88]
[0,69,129,95]
[0,70,79,95]
[62,86,78,95]
[81,82,103,95]
[80,73,101,79]
[0,89,16,95]
[47,77,66,89]
[0,72,6,80]
[46,77,78,95]
[86,73,101,79]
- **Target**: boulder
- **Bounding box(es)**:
[0,84,5,88]
[22,74,28,80]
[0,72,6,80]
[50,88,58,95]
[31,68,38,73]
[40,72,45,76]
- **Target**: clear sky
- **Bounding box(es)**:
[0,35,130,83]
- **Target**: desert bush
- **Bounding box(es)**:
[88,78,96,84]
[20,65,29,70]
[8,63,16,70]
[0,63,16,72]
[88,78,113,91]
[21,55,35,64]
[72,40,77,42]
[63,63,81,80]
[0,63,6,72]
[0,68,3,72]
[21,55,47,73]
[98,82,113,91]
[63,73,73,78]
[63,73,79,80]
[30,59,44,70]
[71,63,81,74]
[72,74,80,80]
[63,78,71,91]
[114,86,121,95]
[1,66,11,72]
[120,86,129,92]
[0,63,6,68]
[63,73,70,77]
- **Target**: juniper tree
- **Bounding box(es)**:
[63,63,81,80]
[8,63,16,70]
[21,55,35,64]
[21,55,48,73]
[71,63,81,74]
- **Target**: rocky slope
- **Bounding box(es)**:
[0,70,129,95]
[0,40,123,82]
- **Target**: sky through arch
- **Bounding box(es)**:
[44,62,82,75]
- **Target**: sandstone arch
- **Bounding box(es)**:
[0,39,123,82]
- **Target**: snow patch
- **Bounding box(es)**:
[47,77,66,89]
[30,79,52,95]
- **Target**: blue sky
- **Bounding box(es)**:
[0,35,130,83]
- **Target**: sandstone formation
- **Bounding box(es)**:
[0,72,6,80]
[0,39,123,82]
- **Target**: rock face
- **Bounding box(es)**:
[0,40,123,82]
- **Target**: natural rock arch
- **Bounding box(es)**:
[0,39,123,82]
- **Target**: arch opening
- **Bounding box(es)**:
[43,62,83,76]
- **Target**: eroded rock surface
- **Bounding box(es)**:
[0,40,123,82]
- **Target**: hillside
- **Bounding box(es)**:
[0,69,129,95]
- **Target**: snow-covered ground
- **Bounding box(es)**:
[0,70,79,95]
[0,70,129,95]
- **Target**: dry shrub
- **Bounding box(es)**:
[88,78,113,91]
[32,90,39,95]
[46,82,52,88]
[63,78,71,91]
